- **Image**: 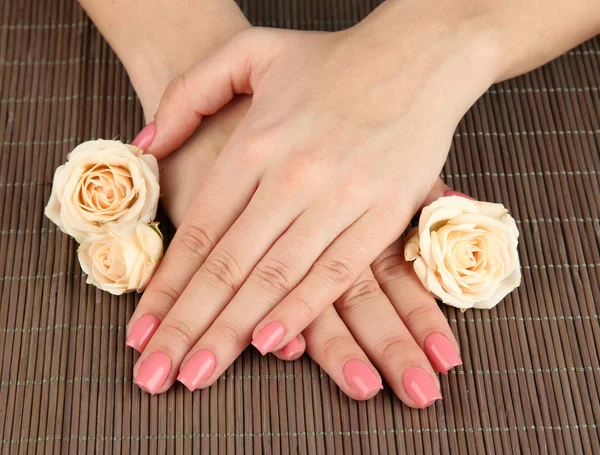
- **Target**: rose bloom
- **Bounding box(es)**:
[404,195,521,310]
[45,139,159,243]
[78,221,163,295]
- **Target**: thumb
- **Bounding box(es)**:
[132,29,278,159]
[421,179,474,208]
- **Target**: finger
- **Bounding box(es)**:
[167,202,367,389]
[371,241,462,374]
[302,306,383,401]
[335,267,442,408]
[371,180,467,375]
[136,28,280,159]
[125,158,259,352]
[252,207,410,353]
[272,335,306,361]
[132,184,304,394]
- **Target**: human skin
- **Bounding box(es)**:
[78,0,463,407]
[128,0,600,399]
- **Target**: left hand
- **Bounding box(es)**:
[131,15,489,396]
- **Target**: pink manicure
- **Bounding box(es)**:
[279,336,304,360]
[444,189,475,200]
[177,350,216,391]
[424,333,463,374]
[403,367,442,408]
[132,121,156,151]
[343,359,383,400]
[126,314,160,352]
[252,321,285,355]
[134,352,171,395]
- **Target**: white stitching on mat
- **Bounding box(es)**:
[2,423,599,444]
[1,94,137,103]
[488,87,599,94]
[454,129,600,138]
[441,170,598,178]
[0,272,81,282]
[0,21,89,30]
[0,182,52,188]
[521,263,600,270]
[4,312,597,334]
[2,263,598,281]
[568,49,599,56]
[0,324,123,334]
[2,366,598,388]
[2,170,598,187]
[448,314,599,324]
[0,228,55,235]
[2,139,79,146]
[0,218,596,237]
[0,57,122,66]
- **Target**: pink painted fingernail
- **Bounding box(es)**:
[279,336,304,360]
[252,321,285,355]
[177,350,216,391]
[126,314,160,352]
[132,121,156,150]
[424,333,463,374]
[403,367,442,408]
[444,190,475,200]
[343,359,383,400]
[134,352,171,395]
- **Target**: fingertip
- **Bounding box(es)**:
[276,335,305,360]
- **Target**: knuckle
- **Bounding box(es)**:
[378,335,416,363]
[403,304,437,328]
[177,223,215,261]
[251,258,295,294]
[162,73,188,109]
[292,295,320,323]
[337,279,382,312]
[148,278,180,305]
[202,249,243,293]
[214,319,244,347]
[160,318,197,347]
[371,252,412,284]
[321,334,353,359]
[313,258,355,287]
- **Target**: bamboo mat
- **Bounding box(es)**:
[1,0,599,453]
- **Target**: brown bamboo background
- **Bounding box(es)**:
[1,0,599,453]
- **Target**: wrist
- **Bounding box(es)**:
[347,1,502,122]
[80,0,251,120]
[126,21,251,120]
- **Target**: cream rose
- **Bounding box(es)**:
[78,221,163,295]
[45,139,160,243]
[404,195,521,310]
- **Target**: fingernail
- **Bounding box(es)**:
[134,352,171,395]
[132,121,156,151]
[343,359,383,399]
[177,350,216,391]
[279,336,304,360]
[403,367,442,408]
[444,190,475,200]
[126,314,160,352]
[252,321,285,355]
[424,333,462,374]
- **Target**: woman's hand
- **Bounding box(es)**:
[130,12,492,400]
[133,94,462,407]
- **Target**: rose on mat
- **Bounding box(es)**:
[45,139,160,243]
[45,139,163,294]
[78,221,163,295]
[404,195,521,310]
